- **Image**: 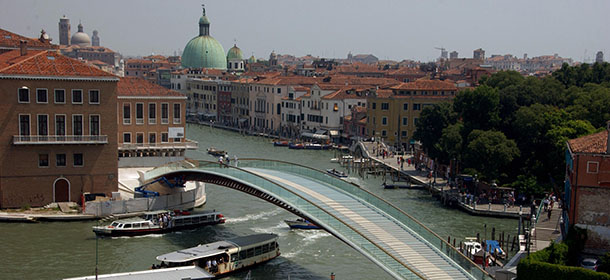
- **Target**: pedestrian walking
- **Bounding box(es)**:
[547,208,552,220]
[234,155,238,167]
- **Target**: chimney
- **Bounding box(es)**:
[19,40,27,56]
[606,120,610,154]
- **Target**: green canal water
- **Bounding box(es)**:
[0,124,520,279]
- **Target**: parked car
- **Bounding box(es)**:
[581,258,599,271]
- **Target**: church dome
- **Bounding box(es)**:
[71,23,91,47]
[248,55,257,63]
[227,44,243,61]
[181,6,226,70]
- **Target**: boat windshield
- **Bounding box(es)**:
[111,222,119,227]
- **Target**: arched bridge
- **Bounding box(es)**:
[143,159,492,280]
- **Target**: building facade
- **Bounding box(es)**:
[0,49,119,208]
[366,80,457,149]
[565,125,610,252]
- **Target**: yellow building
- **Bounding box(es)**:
[366,80,457,149]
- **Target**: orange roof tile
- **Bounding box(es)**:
[0,28,57,49]
[568,131,609,154]
[117,77,183,97]
[391,79,457,91]
[0,49,116,78]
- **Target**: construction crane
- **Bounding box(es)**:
[435,47,448,59]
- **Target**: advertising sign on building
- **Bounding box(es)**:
[168,127,184,138]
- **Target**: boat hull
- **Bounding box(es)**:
[285,220,320,230]
[326,169,348,178]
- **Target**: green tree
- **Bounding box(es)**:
[463,130,520,181]
[413,102,456,160]
[438,122,464,162]
[480,70,525,90]
[453,85,501,133]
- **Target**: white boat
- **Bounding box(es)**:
[462,237,482,256]
[92,210,225,237]
[154,234,280,277]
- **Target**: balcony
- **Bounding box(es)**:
[13,135,108,145]
[118,138,199,151]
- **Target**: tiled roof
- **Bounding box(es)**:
[322,86,374,100]
[117,77,184,97]
[0,28,57,49]
[568,130,609,154]
[391,79,457,91]
[0,49,116,77]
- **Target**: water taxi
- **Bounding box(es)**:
[155,234,280,277]
[284,218,320,229]
[326,168,348,178]
[207,147,227,157]
[92,210,225,237]
[273,140,289,147]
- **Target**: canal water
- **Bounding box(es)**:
[0,124,519,280]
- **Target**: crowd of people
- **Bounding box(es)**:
[204,256,227,273]
[156,212,172,228]
[218,154,238,167]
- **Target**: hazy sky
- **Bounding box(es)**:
[1,0,608,62]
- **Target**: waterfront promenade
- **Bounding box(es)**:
[358,141,531,218]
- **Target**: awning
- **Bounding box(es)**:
[238,118,248,123]
[329,130,339,137]
[314,129,327,135]
[301,132,329,140]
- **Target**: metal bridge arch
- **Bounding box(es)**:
[143,159,492,280]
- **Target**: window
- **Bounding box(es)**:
[382,116,388,125]
[414,118,419,126]
[372,102,376,109]
[89,115,100,135]
[37,115,48,136]
[19,114,30,136]
[38,154,49,167]
[123,133,131,143]
[72,115,83,136]
[161,103,169,124]
[73,153,83,167]
[277,88,281,94]
[18,87,29,103]
[382,130,387,137]
[149,133,156,144]
[136,103,144,124]
[402,117,408,126]
[123,103,131,125]
[161,132,169,143]
[173,103,181,124]
[413,103,421,110]
[587,161,599,173]
[36,89,48,103]
[89,90,100,104]
[333,103,339,111]
[54,89,65,103]
[55,115,66,136]
[136,133,144,144]
[402,131,407,137]
[72,89,83,104]
[381,103,389,110]
[56,154,66,167]
[148,103,156,124]
[403,103,408,110]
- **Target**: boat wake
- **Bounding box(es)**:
[251,221,290,236]
[110,233,165,239]
[282,230,331,259]
[225,208,283,223]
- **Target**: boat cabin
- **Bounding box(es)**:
[109,220,154,230]
[156,234,279,275]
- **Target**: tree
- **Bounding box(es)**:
[463,130,519,181]
[480,70,525,90]
[453,85,501,133]
[413,102,456,160]
[438,122,463,162]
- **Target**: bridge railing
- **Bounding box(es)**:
[237,159,492,280]
[145,160,424,279]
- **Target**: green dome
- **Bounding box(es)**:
[227,44,243,61]
[248,55,257,63]
[181,35,227,69]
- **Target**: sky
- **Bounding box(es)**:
[1,0,608,62]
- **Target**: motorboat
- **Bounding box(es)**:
[486,240,507,259]
[326,169,347,178]
[288,143,305,149]
[305,143,323,150]
[92,210,225,237]
[284,218,320,230]
[273,141,289,147]
[462,237,482,257]
[207,147,227,157]
[154,234,280,277]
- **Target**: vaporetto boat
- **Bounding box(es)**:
[92,210,225,237]
[154,234,280,277]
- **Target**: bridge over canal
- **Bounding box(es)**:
[143,159,492,280]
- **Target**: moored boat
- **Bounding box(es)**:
[284,218,320,229]
[273,141,289,147]
[304,143,323,150]
[326,168,347,178]
[92,210,225,237]
[288,143,305,149]
[207,147,227,157]
[154,234,280,277]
